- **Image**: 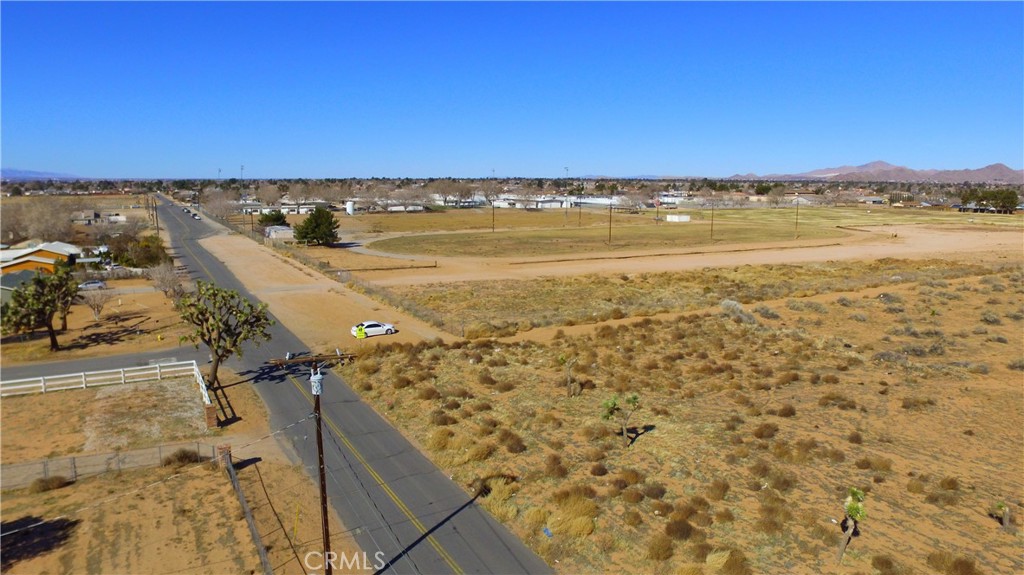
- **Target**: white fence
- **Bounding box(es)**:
[0,360,210,405]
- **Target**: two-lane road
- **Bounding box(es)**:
[109,197,551,574]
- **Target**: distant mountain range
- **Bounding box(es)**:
[4,161,1022,184]
[1,168,80,181]
[729,161,1024,184]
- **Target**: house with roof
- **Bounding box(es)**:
[0,241,82,275]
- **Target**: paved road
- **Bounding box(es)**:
[5,197,551,575]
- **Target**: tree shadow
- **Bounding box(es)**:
[0,516,80,570]
[625,424,656,447]
[208,381,239,427]
[63,318,150,350]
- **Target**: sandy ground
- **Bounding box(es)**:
[200,223,1022,354]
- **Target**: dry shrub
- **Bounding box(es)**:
[906,478,926,494]
[426,428,454,451]
[443,398,461,410]
[548,494,597,538]
[646,534,674,561]
[524,507,549,530]
[714,508,735,523]
[902,396,936,410]
[748,459,771,478]
[678,567,704,575]
[855,456,892,472]
[643,483,667,500]
[478,370,496,386]
[29,475,71,493]
[622,488,645,504]
[708,548,752,575]
[162,448,203,467]
[871,554,905,575]
[927,551,983,575]
[652,500,674,517]
[620,468,646,486]
[689,495,710,512]
[767,469,797,492]
[464,442,495,462]
[752,423,779,439]
[623,510,643,527]
[581,423,612,441]
[819,392,857,410]
[925,490,960,507]
[545,454,568,478]
[417,387,441,400]
[706,478,731,501]
[582,446,606,462]
[430,410,457,426]
[665,519,696,541]
[939,477,960,490]
[776,403,796,418]
[691,512,713,527]
[356,358,380,375]
[848,431,863,444]
[590,463,608,477]
[496,380,516,392]
[553,484,597,503]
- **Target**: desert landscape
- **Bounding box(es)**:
[2,202,1021,575]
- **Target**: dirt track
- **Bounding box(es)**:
[200,223,1022,353]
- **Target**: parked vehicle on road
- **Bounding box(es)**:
[351,321,396,338]
[78,280,107,290]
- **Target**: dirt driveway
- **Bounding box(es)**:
[200,223,1021,353]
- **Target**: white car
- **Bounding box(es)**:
[78,280,107,290]
[351,321,396,338]
[192,214,201,220]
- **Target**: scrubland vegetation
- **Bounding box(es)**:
[342,262,1023,574]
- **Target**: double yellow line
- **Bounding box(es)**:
[288,373,464,574]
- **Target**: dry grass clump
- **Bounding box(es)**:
[906,477,926,494]
[854,455,893,473]
[162,448,204,467]
[714,508,735,523]
[652,500,674,517]
[776,403,797,417]
[464,442,495,463]
[619,467,646,486]
[496,428,527,453]
[623,510,643,527]
[706,478,731,501]
[478,369,496,386]
[901,396,937,410]
[848,431,863,444]
[549,492,599,538]
[871,554,909,575]
[926,550,983,575]
[705,548,751,575]
[417,387,441,400]
[495,380,516,392]
[665,518,697,541]
[430,410,457,426]
[819,392,858,410]
[646,533,674,561]
[426,428,454,451]
[582,446,606,462]
[643,482,667,500]
[925,477,961,507]
[545,454,568,478]
[622,488,645,504]
[752,423,779,439]
[29,475,72,493]
[580,423,613,441]
[590,463,608,476]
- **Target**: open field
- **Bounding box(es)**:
[339,266,1024,575]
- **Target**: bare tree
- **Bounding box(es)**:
[21,201,74,242]
[255,183,282,206]
[0,203,28,243]
[80,290,114,320]
[204,189,235,219]
[148,261,184,299]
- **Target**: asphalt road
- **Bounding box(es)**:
[5,197,551,575]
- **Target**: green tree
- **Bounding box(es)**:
[294,206,339,246]
[52,263,79,332]
[258,210,288,227]
[601,393,641,447]
[176,281,274,387]
[1,271,64,350]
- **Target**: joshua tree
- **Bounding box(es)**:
[601,393,641,447]
[837,487,866,563]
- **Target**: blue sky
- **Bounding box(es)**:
[2,2,1021,179]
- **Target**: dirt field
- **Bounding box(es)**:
[0,370,360,574]
[4,205,1021,574]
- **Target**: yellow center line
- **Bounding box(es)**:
[287,373,464,574]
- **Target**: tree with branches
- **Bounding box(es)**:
[148,261,184,300]
[294,206,339,246]
[176,281,274,386]
[1,271,66,350]
[80,290,114,320]
[601,393,641,447]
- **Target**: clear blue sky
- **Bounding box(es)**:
[2,2,1021,179]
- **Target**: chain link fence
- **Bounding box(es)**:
[1,441,217,490]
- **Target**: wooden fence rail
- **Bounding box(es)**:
[0,360,210,405]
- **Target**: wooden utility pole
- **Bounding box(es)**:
[310,366,332,575]
[607,204,612,244]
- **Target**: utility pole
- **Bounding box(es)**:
[310,365,333,575]
[607,204,612,244]
[794,194,800,239]
[564,167,569,224]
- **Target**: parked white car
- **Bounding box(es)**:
[351,321,396,338]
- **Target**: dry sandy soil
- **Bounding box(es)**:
[4,211,1019,572]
